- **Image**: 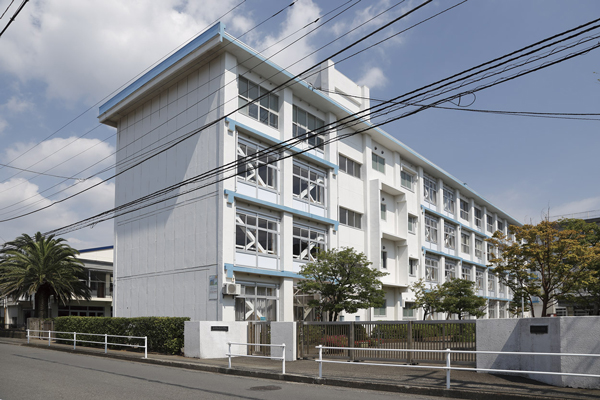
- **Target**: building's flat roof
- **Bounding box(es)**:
[78,245,114,253]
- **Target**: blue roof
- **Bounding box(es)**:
[78,245,114,253]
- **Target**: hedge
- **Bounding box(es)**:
[54,316,189,355]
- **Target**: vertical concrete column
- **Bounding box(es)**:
[363,135,373,258]
[469,198,475,228]
[440,255,446,284]
[439,217,445,253]
[279,278,295,322]
[437,178,444,211]
[483,206,489,233]
[326,112,338,223]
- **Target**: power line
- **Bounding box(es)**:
[0,0,15,20]
[0,0,27,38]
[0,162,82,180]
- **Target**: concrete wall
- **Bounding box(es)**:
[184,321,247,359]
[270,322,296,361]
[477,317,600,388]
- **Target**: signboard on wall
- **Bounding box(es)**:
[209,275,218,300]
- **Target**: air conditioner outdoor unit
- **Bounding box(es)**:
[223,283,242,296]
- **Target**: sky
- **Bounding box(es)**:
[0,0,598,249]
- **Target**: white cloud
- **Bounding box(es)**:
[0,118,7,134]
[549,196,600,220]
[357,67,388,89]
[0,0,253,105]
[3,96,32,113]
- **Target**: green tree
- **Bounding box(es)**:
[0,232,91,319]
[487,220,600,317]
[557,218,600,315]
[438,278,486,320]
[410,279,443,320]
[297,247,387,321]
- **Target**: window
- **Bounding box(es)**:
[474,208,482,229]
[339,207,362,229]
[408,216,417,234]
[425,256,439,282]
[293,105,325,149]
[488,274,496,292]
[372,152,385,173]
[462,266,472,281]
[89,271,109,298]
[475,239,483,259]
[460,200,469,220]
[461,233,470,253]
[443,188,455,213]
[355,316,360,321]
[236,211,279,255]
[381,251,388,269]
[374,300,387,317]
[445,259,456,279]
[498,280,505,295]
[403,302,415,318]
[293,225,327,261]
[339,154,361,178]
[237,139,278,190]
[499,302,506,319]
[238,76,279,128]
[476,269,484,290]
[497,220,504,232]
[444,224,456,249]
[487,243,494,261]
[235,283,277,321]
[293,163,326,206]
[409,259,418,276]
[380,203,387,220]
[489,300,497,319]
[423,176,437,204]
[487,214,494,232]
[425,215,438,244]
[401,170,414,190]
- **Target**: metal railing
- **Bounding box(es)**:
[315,345,600,389]
[27,329,148,359]
[227,342,286,374]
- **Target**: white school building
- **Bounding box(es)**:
[98,22,520,322]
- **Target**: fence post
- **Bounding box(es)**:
[349,322,355,361]
[318,345,323,379]
[27,329,30,344]
[227,342,232,368]
[105,334,108,354]
[446,348,451,389]
[282,343,286,374]
[144,337,147,359]
[407,321,413,364]
[48,330,51,346]
[74,332,76,350]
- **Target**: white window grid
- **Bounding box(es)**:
[372,152,385,173]
[236,211,279,256]
[489,301,497,319]
[374,300,387,317]
[444,224,456,249]
[292,225,327,262]
[237,139,279,190]
[476,269,484,290]
[461,266,472,281]
[238,76,279,128]
[499,302,506,318]
[474,208,482,229]
[425,215,438,244]
[401,170,414,190]
[235,282,278,321]
[488,274,496,292]
[293,105,325,150]
[339,154,361,178]
[498,280,505,294]
[408,216,417,234]
[460,200,469,220]
[475,239,483,259]
[293,162,326,206]
[380,203,387,220]
[409,259,418,276]
[403,303,415,318]
[461,233,470,253]
[497,220,504,232]
[443,188,455,214]
[487,243,494,261]
[445,260,456,279]
[425,256,439,282]
[423,176,437,204]
[487,214,494,232]
[339,207,362,229]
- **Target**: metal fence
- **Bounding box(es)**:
[297,320,476,364]
[247,321,271,357]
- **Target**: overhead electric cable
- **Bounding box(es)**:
[0,0,27,38]
[0,0,15,20]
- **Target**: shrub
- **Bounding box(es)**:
[53,316,189,355]
[322,335,348,347]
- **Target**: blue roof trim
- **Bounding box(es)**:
[421,205,489,239]
[224,189,339,230]
[227,117,338,174]
[78,245,114,253]
[422,246,489,269]
[99,22,224,116]
[227,263,304,279]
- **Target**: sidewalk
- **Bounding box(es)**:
[1,336,598,400]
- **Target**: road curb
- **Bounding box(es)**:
[8,341,582,400]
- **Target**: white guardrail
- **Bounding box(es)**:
[315,345,600,389]
[226,342,286,374]
[27,329,148,359]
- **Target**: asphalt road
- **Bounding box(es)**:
[0,343,444,400]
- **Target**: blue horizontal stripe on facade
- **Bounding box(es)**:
[421,205,490,239]
[421,246,489,269]
[224,263,303,279]
[224,189,339,230]
[227,118,338,174]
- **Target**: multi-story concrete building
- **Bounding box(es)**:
[98,22,520,322]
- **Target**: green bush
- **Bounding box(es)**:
[54,316,189,355]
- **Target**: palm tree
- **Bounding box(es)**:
[0,232,91,319]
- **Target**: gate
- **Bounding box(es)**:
[247,321,271,356]
[297,320,476,365]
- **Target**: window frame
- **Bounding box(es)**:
[374,299,387,317]
[444,224,456,250]
[238,76,279,128]
[401,170,414,191]
[408,215,417,234]
[237,138,279,191]
[380,203,387,220]
[409,259,418,276]
[235,210,280,257]
[292,224,327,262]
[425,215,438,244]
[461,266,472,281]
[235,282,278,321]
[381,251,388,269]
[339,207,362,229]
[423,176,437,204]
[487,214,494,232]
[474,207,482,229]
[475,238,483,259]
[443,188,455,214]
[460,200,469,220]
[445,259,457,280]
[461,233,470,254]
[339,154,361,178]
[371,152,385,173]
[293,105,325,150]
[425,256,439,282]
[292,162,327,207]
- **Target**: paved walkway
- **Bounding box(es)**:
[1,336,599,400]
